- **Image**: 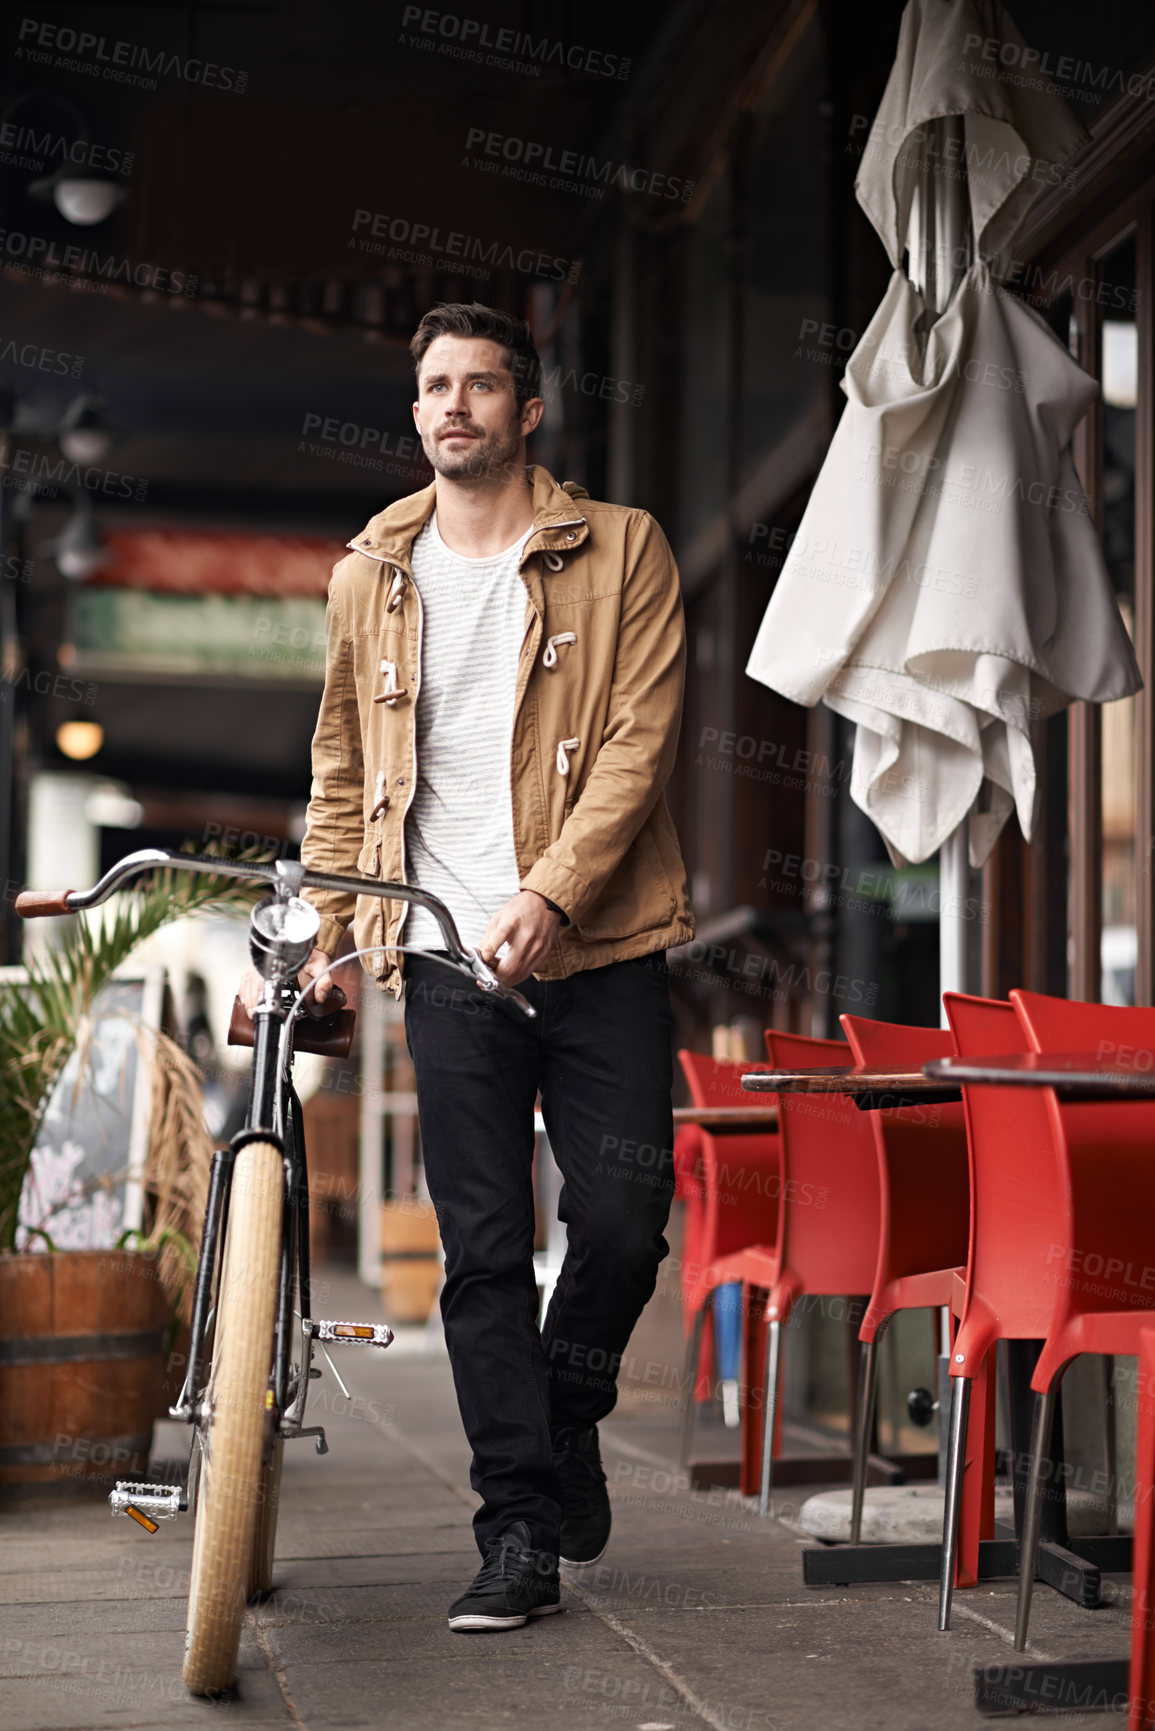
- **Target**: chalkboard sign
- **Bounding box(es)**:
[1,966,166,1251]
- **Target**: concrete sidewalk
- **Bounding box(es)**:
[0,1271,1133,1731]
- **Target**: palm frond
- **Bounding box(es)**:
[136,1022,214,1321]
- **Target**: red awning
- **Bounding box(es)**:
[98,530,343,598]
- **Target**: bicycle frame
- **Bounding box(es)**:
[172,996,312,1441]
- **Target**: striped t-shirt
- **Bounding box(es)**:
[401,512,532,953]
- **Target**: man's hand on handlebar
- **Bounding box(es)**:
[478,891,562,986]
[238,947,333,1014]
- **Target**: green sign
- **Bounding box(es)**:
[69,590,327,683]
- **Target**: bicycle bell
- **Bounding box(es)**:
[249,893,320,980]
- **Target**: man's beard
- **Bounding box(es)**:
[422,412,522,483]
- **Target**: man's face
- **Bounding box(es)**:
[413,334,541,481]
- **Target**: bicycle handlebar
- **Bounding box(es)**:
[14,847,536,1019]
[13,888,75,917]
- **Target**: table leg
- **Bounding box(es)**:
[803,1338,1125,1611]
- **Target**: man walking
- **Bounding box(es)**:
[295,303,693,1629]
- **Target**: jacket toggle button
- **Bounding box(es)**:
[542,632,577,669]
[374,658,408,705]
[556,737,580,776]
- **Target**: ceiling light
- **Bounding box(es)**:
[56,720,104,761]
[58,396,113,464]
[44,496,109,581]
[27,167,125,227]
[2,92,126,228]
[53,176,125,226]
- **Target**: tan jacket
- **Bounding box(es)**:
[301,463,694,995]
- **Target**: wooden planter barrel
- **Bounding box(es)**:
[380,1201,442,1324]
[0,1249,170,1494]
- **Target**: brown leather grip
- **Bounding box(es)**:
[227,994,356,1060]
[15,889,75,917]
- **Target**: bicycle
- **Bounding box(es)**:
[16,848,535,1695]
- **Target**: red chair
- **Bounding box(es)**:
[675,1053,781,1473]
[938,991,1058,1630]
[1007,990,1155,1652]
[839,1014,971,1542]
[672,1121,711,1400]
[748,1031,883,1513]
[672,1121,750,1410]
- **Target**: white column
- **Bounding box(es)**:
[23,772,99,961]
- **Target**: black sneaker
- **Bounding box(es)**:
[447,1521,562,1631]
[553,1425,611,1567]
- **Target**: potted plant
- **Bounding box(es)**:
[0,865,252,1495]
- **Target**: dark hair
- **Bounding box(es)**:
[409,302,542,405]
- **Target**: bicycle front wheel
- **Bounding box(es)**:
[183,1138,284,1695]
[248,1435,284,1597]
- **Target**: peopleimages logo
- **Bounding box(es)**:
[0,122,133,178]
[399,5,631,79]
[0,336,84,378]
[462,128,694,203]
[1,447,148,502]
[350,209,580,283]
[15,17,248,92]
[1,667,97,705]
[960,31,1155,105]
[0,229,196,296]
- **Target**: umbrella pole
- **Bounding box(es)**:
[910,113,970,321]
[939,824,969,1014]
[912,118,973,1020]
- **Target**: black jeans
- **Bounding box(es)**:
[403,950,675,1555]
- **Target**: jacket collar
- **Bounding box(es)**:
[346,464,590,573]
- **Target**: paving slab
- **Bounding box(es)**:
[263,1600,638,1666]
[250,1550,472,1598]
[0,1595,189,1639]
[282,1646,709,1731]
[0,1655,289,1731]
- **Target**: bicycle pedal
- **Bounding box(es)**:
[287,1425,329,1454]
[304,1318,394,1349]
[109,1482,185,1524]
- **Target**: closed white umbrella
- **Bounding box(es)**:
[746,0,1141,993]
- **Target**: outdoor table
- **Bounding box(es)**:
[672,1105,779,1133]
[741,1064,961,1111]
[922,1050,1147,1716]
[536,1106,779,1135]
[926,1050,1155,1100]
[738,1055,1129,1646]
